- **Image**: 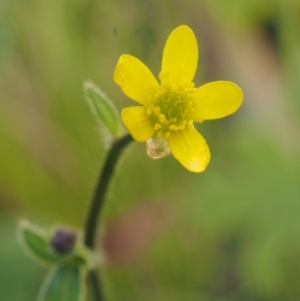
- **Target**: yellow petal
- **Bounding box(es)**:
[191,81,243,120]
[114,55,159,105]
[161,25,198,87]
[168,129,210,173]
[121,106,155,142]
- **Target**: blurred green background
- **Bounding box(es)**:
[1,0,300,300]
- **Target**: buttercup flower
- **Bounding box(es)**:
[114,25,243,172]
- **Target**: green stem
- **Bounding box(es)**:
[83,134,133,301]
[88,270,105,301]
[84,134,133,248]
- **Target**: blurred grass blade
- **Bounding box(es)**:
[18,220,64,266]
[84,80,121,138]
[37,265,86,301]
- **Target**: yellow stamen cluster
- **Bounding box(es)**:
[146,71,197,138]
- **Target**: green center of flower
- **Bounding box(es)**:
[146,71,197,138]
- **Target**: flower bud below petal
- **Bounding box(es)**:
[146,136,171,159]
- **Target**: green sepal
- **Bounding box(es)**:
[84,80,121,138]
[18,221,89,267]
[18,220,64,265]
[37,265,86,301]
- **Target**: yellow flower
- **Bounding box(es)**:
[113,25,243,173]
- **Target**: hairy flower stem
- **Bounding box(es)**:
[83,134,133,300]
[84,133,133,247]
[88,270,105,301]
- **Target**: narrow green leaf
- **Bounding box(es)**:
[84,80,121,138]
[18,220,63,266]
[37,265,86,301]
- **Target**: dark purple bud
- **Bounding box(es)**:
[51,229,76,254]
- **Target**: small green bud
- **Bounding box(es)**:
[18,221,90,268]
[84,80,121,138]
